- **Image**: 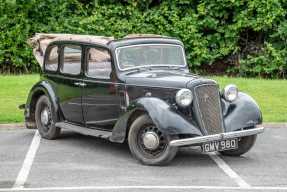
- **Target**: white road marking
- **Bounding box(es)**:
[13,131,41,189]
[4,185,287,191]
[209,152,250,188]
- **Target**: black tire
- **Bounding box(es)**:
[220,135,257,156]
[35,95,61,139]
[128,114,178,166]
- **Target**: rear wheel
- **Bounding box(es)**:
[128,114,178,166]
[35,95,61,139]
[220,135,257,156]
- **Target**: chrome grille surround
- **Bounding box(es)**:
[193,84,224,135]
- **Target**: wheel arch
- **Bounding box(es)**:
[127,109,146,132]
[110,97,202,143]
[25,81,61,129]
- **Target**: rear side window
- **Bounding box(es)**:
[86,47,111,79]
[45,46,59,72]
[62,45,82,75]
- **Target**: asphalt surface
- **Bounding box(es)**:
[0,125,287,192]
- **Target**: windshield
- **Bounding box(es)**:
[116,44,186,70]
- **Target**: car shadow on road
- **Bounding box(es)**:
[0,181,14,188]
[53,130,215,167]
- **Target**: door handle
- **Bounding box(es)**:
[74,82,86,87]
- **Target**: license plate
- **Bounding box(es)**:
[202,138,238,152]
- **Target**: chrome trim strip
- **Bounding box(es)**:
[86,118,118,125]
[68,103,119,106]
[169,127,264,147]
[46,72,185,89]
[125,91,130,107]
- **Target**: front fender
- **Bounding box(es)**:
[110,97,202,143]
[224,92,262,132]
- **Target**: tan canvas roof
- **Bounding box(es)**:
[28,33,114,68]
[28,33,168,68]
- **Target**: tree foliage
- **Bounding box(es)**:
[0,0,286,78]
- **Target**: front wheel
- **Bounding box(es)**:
[220,135,257,156]
[35,95,61,139]
[128,114,178,166]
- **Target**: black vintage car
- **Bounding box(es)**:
[24,33,264,165]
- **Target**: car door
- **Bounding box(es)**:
[82,46,122,129]
[56,43,84,124]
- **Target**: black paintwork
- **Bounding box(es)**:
[24,37,263,143]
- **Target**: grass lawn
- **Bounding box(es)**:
[212,76,287,122]
[0,75,39,123]
[0,74,286,123]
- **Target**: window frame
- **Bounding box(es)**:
[84,45,113,81]
[115,43,187,71]
[44,45,60,73]
[60,43,83,76]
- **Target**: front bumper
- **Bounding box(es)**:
[169,126,264,147]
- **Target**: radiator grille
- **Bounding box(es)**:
[194,84,224,135]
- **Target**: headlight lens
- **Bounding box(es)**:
[223,84,238,102]
[175,89,193,107]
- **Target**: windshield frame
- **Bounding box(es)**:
[115,43,188,71]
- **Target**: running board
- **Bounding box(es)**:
[55,122,112,139]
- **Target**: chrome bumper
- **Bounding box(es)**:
[169,127,264,147]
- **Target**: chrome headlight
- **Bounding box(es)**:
[223,84,238,102]
[175,88,193,107]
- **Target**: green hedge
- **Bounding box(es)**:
[0,0,286,78]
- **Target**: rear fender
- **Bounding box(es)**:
[25,81,59,128]
[110,97,202,143]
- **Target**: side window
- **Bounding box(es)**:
[61,45,82,75]
[45,46,59,71]
[86,47,111,79]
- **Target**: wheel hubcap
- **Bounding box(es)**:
[142,131,160,150]
[40,108,50,126]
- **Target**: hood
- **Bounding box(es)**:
[123,70,200,88]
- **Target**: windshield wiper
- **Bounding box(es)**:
[163,65,186,71]
[124,66,152,74]
[125,65,185,74]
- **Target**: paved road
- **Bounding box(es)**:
[0,126,287,192]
